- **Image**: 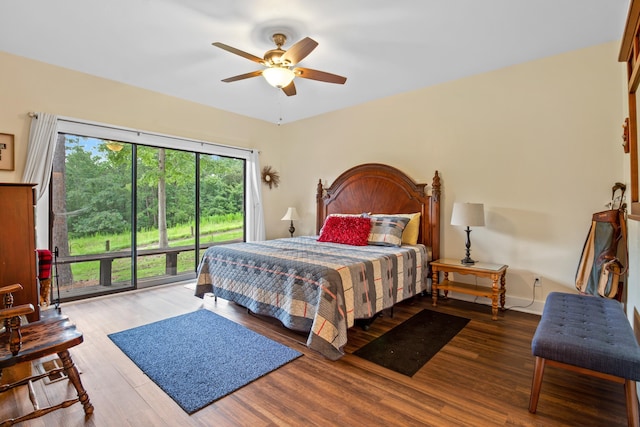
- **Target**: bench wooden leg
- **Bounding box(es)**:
[529,356,545,413]
[58,350,94,415]
[530,357,639,425]
[625,379,639,427]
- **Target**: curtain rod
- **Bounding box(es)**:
[27,112,256,154]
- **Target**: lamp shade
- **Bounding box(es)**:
[281,207,299,221]
[263,67,295,88]
[451,202,485,227]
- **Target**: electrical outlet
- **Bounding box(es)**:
[534,275,543,287]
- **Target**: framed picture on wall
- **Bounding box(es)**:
[0,133,15,171]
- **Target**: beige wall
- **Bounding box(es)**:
[276,41,625,311]
[0,42,625,313]
[0,50,284,212]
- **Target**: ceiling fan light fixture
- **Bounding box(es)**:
[214,33,345,96]
[105,141,124,152]
[262,67,295,88]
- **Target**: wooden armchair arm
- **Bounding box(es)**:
[0,284,23,295]
[1,303,34,357]
[0,303,34,320]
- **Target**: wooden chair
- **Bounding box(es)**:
[0,284,93,426]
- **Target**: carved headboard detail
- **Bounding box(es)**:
[316,163,441,260]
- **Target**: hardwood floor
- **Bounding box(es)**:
[0,283,632,426]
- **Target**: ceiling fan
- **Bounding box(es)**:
[212,33,347,96]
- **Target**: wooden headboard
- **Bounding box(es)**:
[316,163,441,260]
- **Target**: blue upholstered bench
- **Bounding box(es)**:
[529,292,640,426]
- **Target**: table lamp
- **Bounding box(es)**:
[450,202,485,265]
[281,207,300,237]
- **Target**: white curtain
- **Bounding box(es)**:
[22,113,59,201]
[246,150,265,241]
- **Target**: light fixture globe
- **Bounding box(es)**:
[105,141,124,152]
[263,67,295,88]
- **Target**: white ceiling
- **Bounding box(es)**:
[0,1,631,124]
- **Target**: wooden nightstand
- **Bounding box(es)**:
[431,259,508,320]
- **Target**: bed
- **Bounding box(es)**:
[195,163,441,359]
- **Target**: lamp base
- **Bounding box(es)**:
[461,226,476,265]
[288,221,295,238]
[460,256,476,265]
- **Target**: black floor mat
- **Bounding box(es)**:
[353,309,470,376]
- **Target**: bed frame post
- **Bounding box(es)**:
[430,171,441,262]
[316,179,324,234]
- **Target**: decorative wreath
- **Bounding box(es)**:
[261,166,280,189]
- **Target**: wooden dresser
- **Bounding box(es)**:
[0,183,39,321]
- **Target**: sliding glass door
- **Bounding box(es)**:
[51,135,134,300]
[50,133,246,301]
[135,146,197,287]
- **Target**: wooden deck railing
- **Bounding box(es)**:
[55,239,243,287]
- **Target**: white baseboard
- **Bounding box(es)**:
[442,291,544,316]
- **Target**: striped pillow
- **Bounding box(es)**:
[368,216,410,247]
[372,213,421,245]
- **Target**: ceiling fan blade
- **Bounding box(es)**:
[212,42,264,64]
[221,70,263,83]
[282,81,297,96]
[293,67,347,84]
[281,37,318,65]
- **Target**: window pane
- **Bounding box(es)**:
[136,146,197,285]
[51,135,133,300]
[199,154,245,247]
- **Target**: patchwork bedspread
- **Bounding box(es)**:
[195,236,430,360]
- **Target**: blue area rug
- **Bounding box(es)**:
[108,309,302,414]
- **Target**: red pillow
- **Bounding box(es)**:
[318,216,371,246]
